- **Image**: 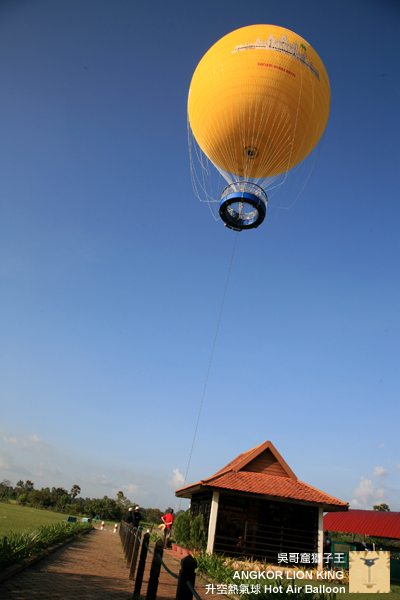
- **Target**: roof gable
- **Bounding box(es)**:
[212,440,297,481]
[234,443,297,480]
[243,449,291,477]
[175,440,348,511]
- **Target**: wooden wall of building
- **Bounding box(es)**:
[213,492,319,562]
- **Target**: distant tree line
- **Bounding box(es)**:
[0,479,177,523]
[373,503,390,511]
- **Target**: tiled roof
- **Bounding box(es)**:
[178,471,346,507]
[324,509,400,539]
[202,471,346,506]
[176,440,348,510]
[212,448,255,477]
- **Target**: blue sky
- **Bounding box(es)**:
[1,0,399,513]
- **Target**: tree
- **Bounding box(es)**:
[190,514,207,551]
[174,510,193,548]
[52,487,69,498]
[24,480,35,493]
[18,493,28,505]
[29,489,53,508]
[15,480,25,498]
[0,479,12,500]
[116,491,131,509]
[146,508,162,524]
[71,485,81,499]
[60,494,70,510]
[373,503,390,511]
[51,487,70,510]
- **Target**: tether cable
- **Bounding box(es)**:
[181,232,238,500]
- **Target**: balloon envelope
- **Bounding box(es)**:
[188,25,330,179]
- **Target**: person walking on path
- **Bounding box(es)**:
[161,509,174,548]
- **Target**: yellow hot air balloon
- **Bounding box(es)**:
[188,25,330,230]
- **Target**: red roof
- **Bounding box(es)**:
[324,509,400,539]
[176,440,348,511]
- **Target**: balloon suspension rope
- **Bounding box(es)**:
[180,232,238,507]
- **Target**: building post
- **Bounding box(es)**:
[206,491,219,554]
[318,507,324,569]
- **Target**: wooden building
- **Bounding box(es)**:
[175,441,348,561]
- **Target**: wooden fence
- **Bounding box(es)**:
[119,521,199,600]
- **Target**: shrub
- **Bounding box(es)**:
[174,510,193,548]
[190,514,207,551]
[0,521,92,569]
[195,552,235,583]
[174,511,207,550]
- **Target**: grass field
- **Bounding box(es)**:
[336,585,400,599]
[0,503,156,535]
[293,582,400,599]
[0,503,75,535]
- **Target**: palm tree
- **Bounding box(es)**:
[71,485,81,500]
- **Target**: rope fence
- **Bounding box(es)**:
[119,521,200,600]
[186,580,203,600]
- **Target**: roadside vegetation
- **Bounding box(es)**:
[0,503,67,536]
[0,521,92,570]
[194,554,400,600]
[0,478,177,526]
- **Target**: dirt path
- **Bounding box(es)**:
[0,527,215,600]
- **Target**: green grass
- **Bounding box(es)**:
[294,583,400,600]
[336,583,400,599]
[276,581,400,600]
[0,503,81,535]
[0,521,92,569]
[194,553,400,600]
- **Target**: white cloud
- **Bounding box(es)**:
[379,443,384,449]
[2,433,44,452]
[0,449,13,470]
[81,473,109,486]
[119,483,140,501]
[0,427,188,508]
[168,468,185,488]
[351,476,387,509]
[372,466,389,479]
[32,462,60,478]
[0,447,32,479]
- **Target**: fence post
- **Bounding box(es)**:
[127,527,137,566]
[146,539,164,600]
[176,555,197,600]
[133,532,150,600]
[121,522,128,555]
[129,527,142,580]
[123,523,131,556]
[120,522,126,555]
